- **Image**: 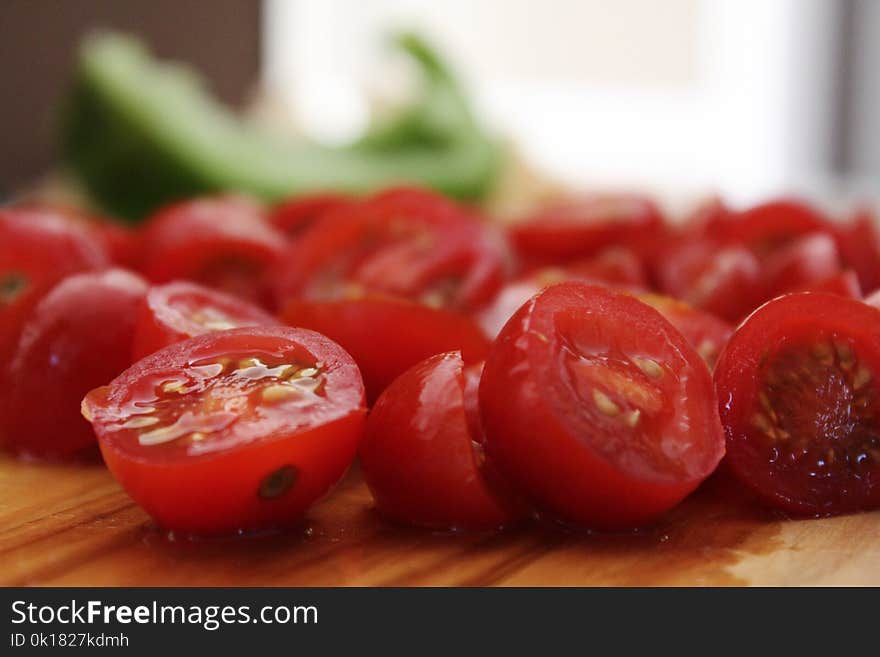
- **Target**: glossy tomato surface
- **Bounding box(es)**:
[479,282,725,529]
[361,351,523,530]
[834,208,880,293]
[281,295,489,401]
[1,269,147,459]
[714,199,831,254]
[268,193,354,239]
[273,187,509,312]
[83,327,366,535]
[133,281,279,360]
[714,293,880,515]
[139,196,286,308]
[760,232,842,299]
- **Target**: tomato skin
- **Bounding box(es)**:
[714,199,831,252]
[761,232,842,299]
[133,281,280,360]
[84,327,366,535]
[510,194,665,266]
[0,269,147,459]
[138,196,286,308]
[361,352,523,530]
[280,295,490,402]
[792,269,861,298]
[834,208,880,293]
[274,186,509,313]
[269,193,354,239]
[479,282,725,530]
[714,293,880,515]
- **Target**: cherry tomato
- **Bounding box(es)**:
[280,295,490,401]
[792,269,861,298]
[761,232,841,299]
[715,199,831,254]
[564,247,647,288]
[82,326,367,535]
[714,293,880,515]
[139,196,286,308]
[0,207,109,368]
[635,293,733,369]
[268,193,354,239]
[274,187,508,313]
[834,208,880,293]
[510,194,665,266]
[0,269,147,459]
[479,282,725,529]
[656,240,762,323]
[132,281,280,360]
[361,351,523,530]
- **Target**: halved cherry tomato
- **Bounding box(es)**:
[714,199,831,254]
[280,295,489,401]
[133,281,280,360]
[714,293,880,515]
[0,269,147,459]
[82,326,366,535]
[761,232,842,299]
[139,196,286,308]
[635,293,732,369]
[509,194,665,267]
[0,207,109,368]
[564,247,647,288]
[834,207,880,293]
[792,269,861,298]
[479,282,725,529]
[361,351,523,530]
[656,240,762,323]
[268,193,354,239]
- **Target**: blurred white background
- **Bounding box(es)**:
[263,0,859,206]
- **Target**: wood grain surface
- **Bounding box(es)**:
[1,454,878,586]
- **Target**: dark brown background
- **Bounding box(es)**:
[0,0,262,193]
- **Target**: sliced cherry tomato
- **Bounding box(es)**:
[0,269,147,459]
[656,240,762,323]
[792,269,861,298]
[834,207,880,293]
[82,326,366,535]
[268,193,354,239]
[274,187,508,312]
[0,207,109,368]
[361,351,523,530]
[714,293,880,515]
[510,194,665,266]
[139,196,286,308]
[635,293,732,369]
[133,281,280,360]
[280,295,490,401]
[761,232,841,299]
[714,199,831,254]
[479,282,725,529]
[564,247,647,288]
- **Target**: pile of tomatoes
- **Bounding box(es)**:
[2,188,880,536]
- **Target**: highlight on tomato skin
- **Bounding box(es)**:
[82,326,367,536]
[478,281,726,530]
[714,292,880,516]
[0,268,148,459]
[360,351,525,531]
[132,280,280,360]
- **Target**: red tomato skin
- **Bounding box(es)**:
[479,282,725,530]
[132,281,280,360]
[834,208,880,293]
[138,196,286,308]
[280,295,490,402]
[0,269,147,459]
[361,352,522,530]
[793,269,861,298]
[85,327,367,535]
[715,199,831,251]
[761,232,842,299]
[269,193,354,239]
[714,293,880,515]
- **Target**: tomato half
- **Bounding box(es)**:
[139,196,286,308]
[509,194,665,266]
[792,269,861,298]
[268,193,354,239]
[0,269,147,459]
[280,295,489,402]
[761,232,842,299]
[274,187,508,312]
[714,293,880,515]
[132,281,280,360]
[82,326,367,535]
[360,351,523,530]
[0,207,110,373]
[834,208,880,293]
[479,282,725,529]
[714,199,831,254]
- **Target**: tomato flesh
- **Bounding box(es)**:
[1,269,147,458]
[714,293,880,514]
[133,281,280,360]
[479,282,725,529]
[360,351,523,530]
[83,327,366,534]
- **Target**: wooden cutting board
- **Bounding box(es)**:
[1,454,878,586]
